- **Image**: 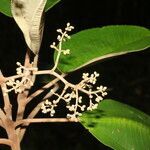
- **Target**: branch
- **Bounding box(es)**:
[0,71,12,119]
[16,49,31,120]
[51,33,63,71]
[5,70,91,97]
[0,138,12,147]
[16,92,28,120]
[24,49,31,68]
[0,108,7,128]
[32,54,39,84]
[26,74,65,104]
[16,85,59,141]
[15,118,78,127]
[43,83,59,100]
[0,74,6,85]
[28,84,59,119]
[0,119,3,127]
[0,118,2,124]
[0,108,7,121]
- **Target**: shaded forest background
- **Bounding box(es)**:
[0,0,150,149]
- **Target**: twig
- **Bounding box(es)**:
[28,84,59,119]
[0,108,7,121]
[0,138,12,147]
[24,49,31,68]
[16,92,28,120]
[5,70,52,81]
[0,71,12,119]
[26,74,65,104]
[0,75,6,85]
[43,83,59,100]
[17,85,59,141]
[0,119,4,127]
[15,118,78,127]
[51,31,64,71]
[32,54,39,84]
[16,49,31,120]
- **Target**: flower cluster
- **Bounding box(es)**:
[41,99,56,117]
[41,23,107,119]
[3,62,37,94]
[80,72,107,110]
[57,22,74,42]
[50,23,74,56]
[41,72,107,119]
[1,22,107,120]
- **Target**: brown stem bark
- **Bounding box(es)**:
[10,135,20,150]
[4,119,21,150]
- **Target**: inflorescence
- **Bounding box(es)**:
[3,62,37,94]
[41,23,107,119]
[2,23,107,119]
[41,71,107,119]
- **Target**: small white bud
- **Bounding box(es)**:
[57,29,62,33]
[16,62,21,66]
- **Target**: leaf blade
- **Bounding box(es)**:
[56,25,150,73]
[0,0,12,17]
[45,0,60,12]
[11,0,47,55]
[80,99,150,150]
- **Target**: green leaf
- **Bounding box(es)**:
[80,99,150,150]
[56,25,150,73]
[45,0,60,12]
[0,0,12,17]
[0,0,60,17]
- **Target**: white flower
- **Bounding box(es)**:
[56,29,62,33]
[64,93,70,98]
[92,104,98,109]
[81,105,86,111]
[95,96,103,102]
[94,71,100,77]
[50,42,56,49]
[78,96,82,103]
[63,49,70,55]
[65,22,74,31]
[82,73,89,79]
[57,35,61,41]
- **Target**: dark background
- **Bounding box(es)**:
[0,0,150,149]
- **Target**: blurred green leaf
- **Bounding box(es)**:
[0,0,12,17]
[56,25,150,73]
[80,99,150,150]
